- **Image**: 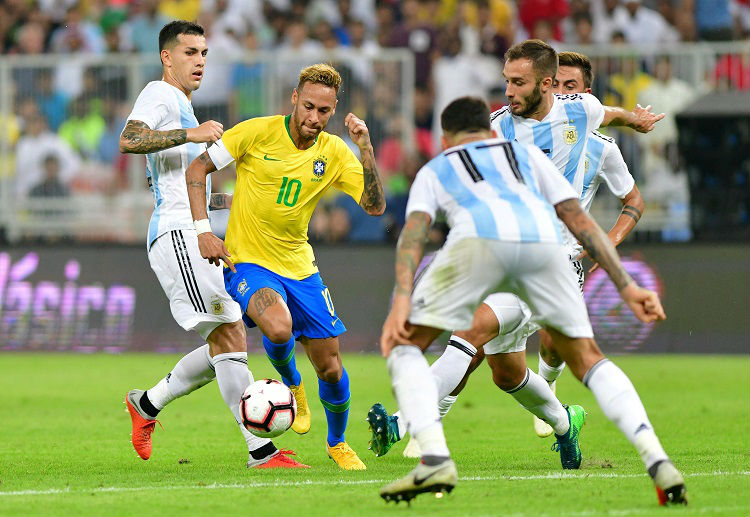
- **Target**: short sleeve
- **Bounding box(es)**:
[219,118,259,163]
[127,83,170,130]
[331,139,364,202]
[405,165,440,221]
[527,145,578,205]
[581,93,605,130]
[599,140,635,198]
[206,139,235,171]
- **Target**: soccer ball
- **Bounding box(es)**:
[239,379,297,438]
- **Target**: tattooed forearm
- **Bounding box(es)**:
[119,120,187,154]
[252,288,279,317]
[621,204,642,223]
[358,145,386,216]
[394,212,431,296]
[209,193,229,211]
[186,151,218,222]
[556,199,633,291]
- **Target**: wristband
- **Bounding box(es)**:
[194,219,212,235]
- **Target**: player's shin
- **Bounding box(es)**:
[506,368,570,435]
[319,367,351,446]
[262,335,302,387]
[212,352,275,456]
[387,345,449,458]
[429,336,477,417]
[145,344,216,416]
[583,359,669,469]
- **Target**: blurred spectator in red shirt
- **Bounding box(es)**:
[518,0,569,41]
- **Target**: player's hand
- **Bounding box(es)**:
[619,283,666,323]
[630,104,665,133]
[344,113,371,150]
[197,232,236,272]
[187,120,224,144]
[380,294,411,357]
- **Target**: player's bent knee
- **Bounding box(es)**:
[316,362,342,383]
[264,325,293,344]
[207,320,247,354]
[491,366,526,391]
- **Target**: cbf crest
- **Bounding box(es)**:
[562,123,578,145]
[312,155,328,178]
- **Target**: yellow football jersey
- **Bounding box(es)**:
[220,115,364,279]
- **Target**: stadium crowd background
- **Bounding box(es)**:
[1,0,749,245]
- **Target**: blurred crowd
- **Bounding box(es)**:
[1,0,749,244]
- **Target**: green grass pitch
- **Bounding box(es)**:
[0,353,748,516]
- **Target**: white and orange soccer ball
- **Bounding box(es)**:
[239,379,297,438]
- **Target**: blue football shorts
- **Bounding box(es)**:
[224,263,346,340]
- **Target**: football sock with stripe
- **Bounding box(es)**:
[584,359,669,469]
[387,345,449,457]
[318,367,351,446]
[212,352,273,453]
[392,336,476,437]
[505,368,570,435]
[145,343,216,417]
[538,351,566,384]
[262,336,302,387]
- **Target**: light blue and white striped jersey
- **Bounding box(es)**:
[127,81,210,250]
[406,137,577,245]
[580,130,634,213]
[490,93,605,189]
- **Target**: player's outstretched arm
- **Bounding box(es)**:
[380,211,431,357]
[555,198,665,323]
[344,113,386,216]
[119,119,224,154]
[578,185,644,271]
[601,104,665,133]
[186,151,235,272]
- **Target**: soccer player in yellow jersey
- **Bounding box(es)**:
[185,64,385,470]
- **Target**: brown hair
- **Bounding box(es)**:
[298,63,342,93]
[558,51,594,89]
[504,39,558,82]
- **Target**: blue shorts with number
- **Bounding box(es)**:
[224,263,346,340]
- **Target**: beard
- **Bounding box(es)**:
[292,109,322,144]
[514,81,544,118]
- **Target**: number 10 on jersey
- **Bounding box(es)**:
[277,176,301,207]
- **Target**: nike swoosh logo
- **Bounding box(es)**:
[413,470,440,486]
[331,318,340,328]
[263,154,281,161]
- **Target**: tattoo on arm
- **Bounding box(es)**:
[621,204,642,223]
[186,151,217,221]
[119,120,187,154]
[359,146,386,215]
[252,288,279,317]
[394,212,431,296]
[209,193,228,210]
[556,199,633,290]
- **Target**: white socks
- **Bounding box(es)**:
[388,345,449,457]
[392,336,476,438]
[147,344,215,410]
[506,368,570,435]
[212,351,272,452]
[584,359,668,469]
[538,351,566,384]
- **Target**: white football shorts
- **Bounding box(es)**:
[148,229,243,339]
[409,238,593,339]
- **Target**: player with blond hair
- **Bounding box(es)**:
[185,63,386,470]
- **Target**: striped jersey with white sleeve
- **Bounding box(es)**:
[489,93,605,189]
[579,130,635,213]
[405,137,578,246]
[126,80,210,250]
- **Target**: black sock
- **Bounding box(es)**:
[140,391,160,418]
[249,442,278,460]
[421,455,449,466]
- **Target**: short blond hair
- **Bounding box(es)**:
[298,63,342,93]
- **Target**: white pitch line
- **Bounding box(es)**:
[0,470,747,498]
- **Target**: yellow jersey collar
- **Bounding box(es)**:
[284,114,319,148]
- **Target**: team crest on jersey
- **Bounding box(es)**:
[210,295,225,315]
[562,124,578,145]
[312,155,328,178]
[237,279,248,295]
